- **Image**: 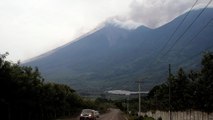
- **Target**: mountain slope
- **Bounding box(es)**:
[25,8,213,95]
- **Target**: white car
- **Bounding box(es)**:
[93,110,100,118]
[80,109,96,120]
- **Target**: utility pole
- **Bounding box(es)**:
[126,94,129,114]
[136,78,145,116]
[169,64,172,120]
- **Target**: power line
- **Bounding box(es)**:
[161,0,213,58]
[153,44,213,89]
[157,0,199,56]
[131,1,213,93]
[150,0,213,84]
[143,0,199,72]
[175,44,213,68]
[136,78,147,116]
[143,1,213,90]
[178,18,213,54]
[104,0,213,94]
[168,64,172,120]
[121,0,200,84]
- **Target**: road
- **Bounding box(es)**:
[58,108,127,120]
[98,108,127,120]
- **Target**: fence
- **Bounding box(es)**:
[141,110,213,120]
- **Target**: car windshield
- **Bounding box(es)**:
[82,109,93,114]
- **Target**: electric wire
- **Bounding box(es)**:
[107,0,213,93]
[165,48,213,85]
[178,18,213,54]
[175,44,213,68]
[157,0,199,56]
[161,0,213,58]
[144,0,199,71]
[156,44,213,85]
[143,0,213,87]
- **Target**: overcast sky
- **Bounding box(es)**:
[0,0,212,62]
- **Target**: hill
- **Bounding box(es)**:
[25,8,213,96]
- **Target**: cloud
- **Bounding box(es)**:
[128,0,194,28]
[0,0,212,62]
[115,0,212,28]
[0,0,134,62]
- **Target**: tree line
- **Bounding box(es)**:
[0,53,100,120]
[147,52,213,112]
[116,52,213,114]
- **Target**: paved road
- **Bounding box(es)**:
[58,108,127,120]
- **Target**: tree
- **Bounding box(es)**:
[0,53,87,120]
[145,52,213,112]
[195,52,213,112]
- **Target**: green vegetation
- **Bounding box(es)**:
[115,52,213,114]
[1,52,212,119]
[147,52,213,112]
[0,53,109,120]
[95,97,114,113]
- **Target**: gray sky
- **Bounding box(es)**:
[0,0,212,62]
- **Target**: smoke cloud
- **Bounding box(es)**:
[116,0,212,28]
